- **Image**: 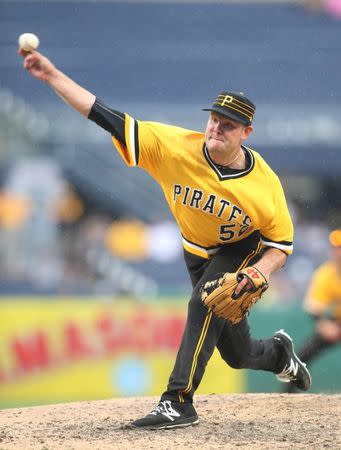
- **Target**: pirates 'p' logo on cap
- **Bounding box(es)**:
[220,94,234,106]
[203,91,256,125]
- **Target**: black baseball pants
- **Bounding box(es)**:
[161,232,283,404]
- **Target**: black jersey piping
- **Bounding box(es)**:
[181,234,225,253]
[182,230,261,253]
[203,144,255,180]
[261,235,293,246]
[134,119,140,165]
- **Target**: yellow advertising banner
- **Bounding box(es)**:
[0,299,244,408]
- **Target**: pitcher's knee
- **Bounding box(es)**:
[228,357,248,369]
[220,351,248,369]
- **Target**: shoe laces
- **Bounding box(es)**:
[150,401,179,417]
[278,358,306,381]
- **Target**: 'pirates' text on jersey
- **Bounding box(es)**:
[112,115,293,259]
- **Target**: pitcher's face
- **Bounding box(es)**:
[205,112,253,154]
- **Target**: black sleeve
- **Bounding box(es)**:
[88,98,126,145]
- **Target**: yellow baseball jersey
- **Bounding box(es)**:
[112,116,293,259]
[304,262,341,320]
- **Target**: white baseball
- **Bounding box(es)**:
[18,33,40,51]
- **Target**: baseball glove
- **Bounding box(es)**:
[201,266,269,324]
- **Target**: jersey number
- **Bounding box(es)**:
[219,223,250,241]
[219,224,235,241]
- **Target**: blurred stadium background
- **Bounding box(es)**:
[0,0,340,408]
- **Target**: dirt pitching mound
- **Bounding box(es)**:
[0,393,340,449]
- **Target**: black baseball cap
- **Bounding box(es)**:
[203,91,256,125]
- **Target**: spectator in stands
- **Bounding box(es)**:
[325,0,341,18]
[303,0,341,18]
[283,229,341,393]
